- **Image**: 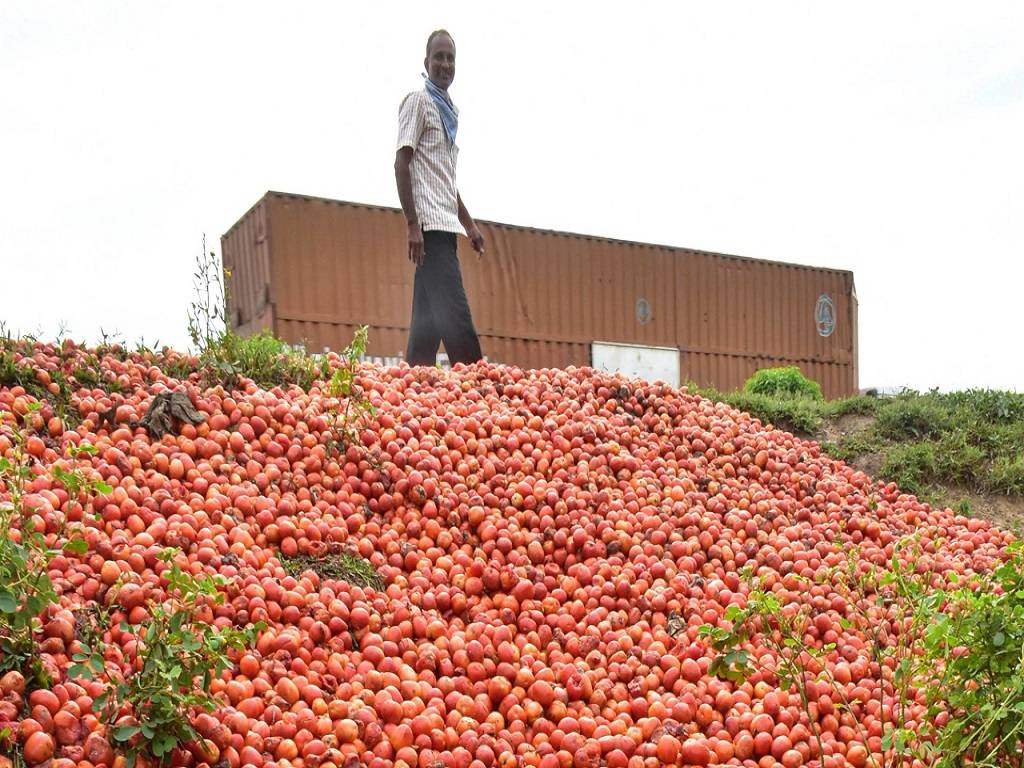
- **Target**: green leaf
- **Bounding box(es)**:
[94,480,113,494]
[64,537,89,555]
[113,724,141,741]
[0,591,16,613]
[153,731,177,756]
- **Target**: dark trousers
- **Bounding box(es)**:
[406,230,483,366]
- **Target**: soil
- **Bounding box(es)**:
[809,414,1024,533]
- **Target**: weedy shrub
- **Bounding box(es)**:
[918,541,1024,767]
[988,454,1024,496]
[879,443,937,497]
[703,536,1024,767]
[72,549,262,767]
[875,395,951,440]
[0,406,108,688]
[743,366,823,400]
[325,325,376,454]
[185,238,328,389]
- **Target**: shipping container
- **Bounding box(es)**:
[222,191,858,397]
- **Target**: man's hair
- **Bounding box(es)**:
[426,29,454,56]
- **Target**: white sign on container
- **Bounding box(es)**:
[591,341,680,386]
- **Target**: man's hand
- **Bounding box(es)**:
[467,224,485,258]
[408,222,425,266]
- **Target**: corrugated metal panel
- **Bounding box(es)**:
[220,197,274,336]
[222,191,858,397]
[459,224,677,347]
[276,319,409,360]
[267,196,412,330]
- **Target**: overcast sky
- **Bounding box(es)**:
[2,2,1022,392]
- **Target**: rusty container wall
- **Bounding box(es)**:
[222,191,858,398]
[675,250,857,396]
[220,197,275,337]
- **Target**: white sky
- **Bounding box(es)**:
[2,2,1022,392]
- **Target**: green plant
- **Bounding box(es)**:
[325,326,376,454]
[879,443,937,497]
[875,395,951,441]
[918,542,1024,767]
[701,543,945,768]
[834,540,946,765]
[699,572,831,765]
[702,536,1024,767]
[71,549,262,767]
[220,331,328,391]
[0,409,109,688]
[186,235,228,356]
[988,454,1024,496]
[826,429,883,463]
[743,366,823,400]
[704,387,823,436]
[823,394,882,419]
[184,238,329,390]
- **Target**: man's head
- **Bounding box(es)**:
[424,29,455,91]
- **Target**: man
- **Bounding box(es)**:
[394,29,485,367]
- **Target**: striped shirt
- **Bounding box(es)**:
[396,89,465,235]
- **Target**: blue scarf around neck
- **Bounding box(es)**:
[423,74,458,146]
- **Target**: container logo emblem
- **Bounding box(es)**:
[635,298,652,325]
[815,294,835,337]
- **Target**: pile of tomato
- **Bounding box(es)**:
[0,341,1010,768]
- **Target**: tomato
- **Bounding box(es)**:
[0,341,1009,768]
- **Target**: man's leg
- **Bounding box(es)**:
[419,231,483,365]
[405,257,442,366]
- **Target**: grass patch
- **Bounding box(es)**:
[876,396,951,440]
[695,385,882,436]
[693,386,823,434]
[990,455,1024,496]
[206,331,328,390]
[281,551,384,591]
[823,395,880,419]
[827,429,884,463]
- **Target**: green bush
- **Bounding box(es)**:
[185,238,327,390]
[823,395,881,419]
[72,549,262,767]
[876,396,951,440]
[880,442,937,497]
[921,541,1024,766]
[989,455,1024,496]
[1,412,108,689]
[743,366,823,400]
[218,331,327,390]
[941,389,1024,424]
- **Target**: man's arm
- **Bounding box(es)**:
[457,193,485,257]
[394,147,424,266]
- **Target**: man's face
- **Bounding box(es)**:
[425,34,455,91]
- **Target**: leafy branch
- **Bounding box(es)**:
[71,548,262,767]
